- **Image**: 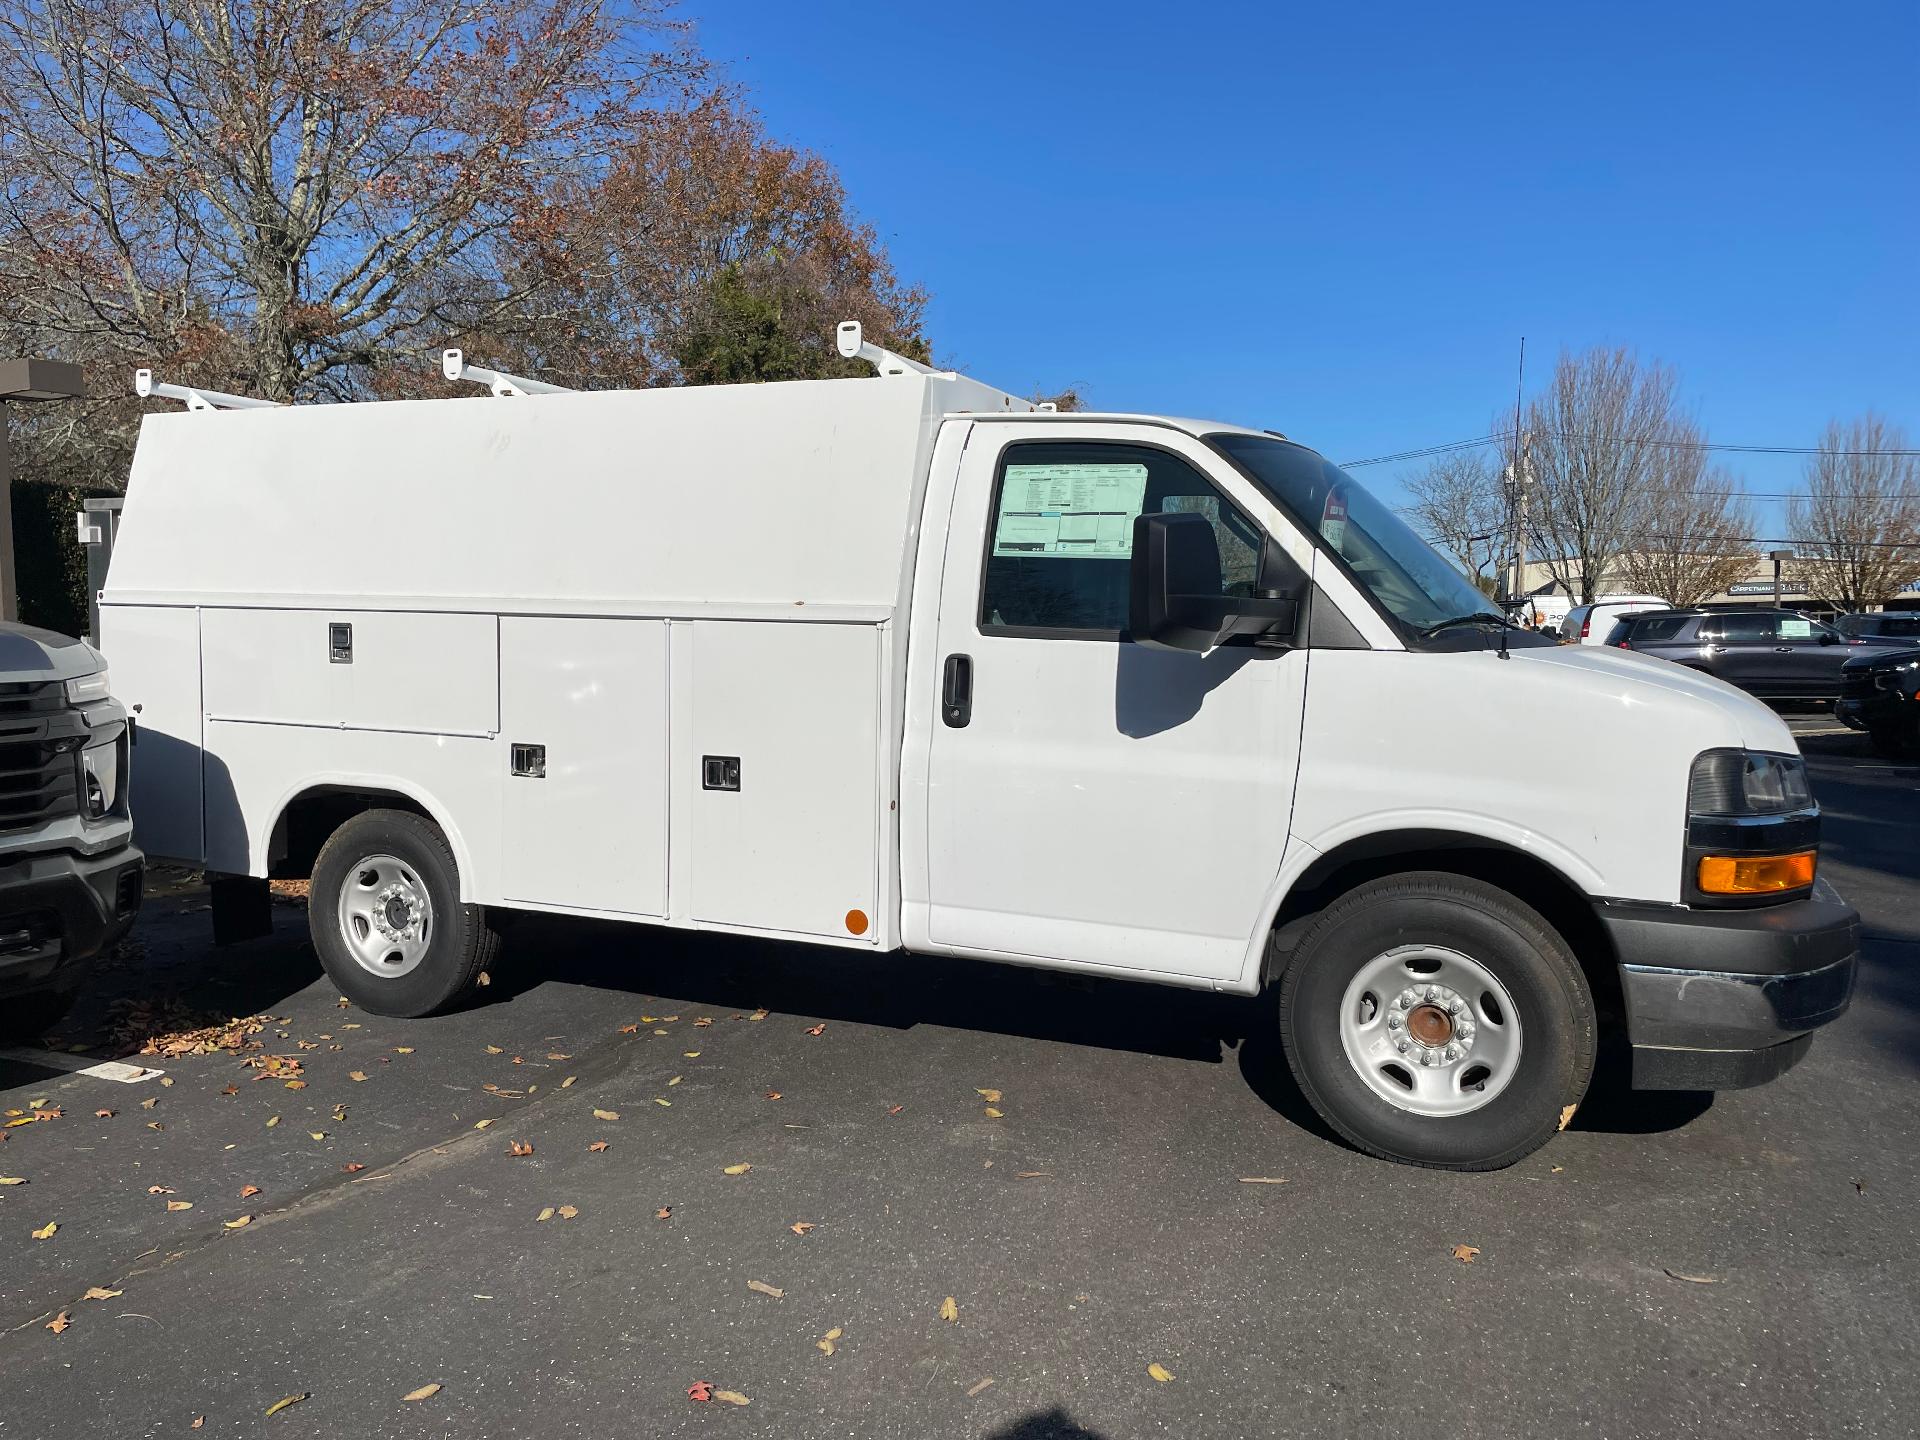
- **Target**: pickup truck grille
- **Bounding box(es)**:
[1839,670,1880,701]
[0,681,79,832]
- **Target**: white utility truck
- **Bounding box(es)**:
[100,325,1855,1169]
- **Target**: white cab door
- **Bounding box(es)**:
[921,424,1304,982]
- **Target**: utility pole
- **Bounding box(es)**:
[1769,549,1794,609]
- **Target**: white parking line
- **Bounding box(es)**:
[0,1047,165,1084]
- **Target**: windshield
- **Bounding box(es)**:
[1208,434,1503,634]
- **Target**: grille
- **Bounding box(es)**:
[1839,671,1879,701]
[0,681,79,832]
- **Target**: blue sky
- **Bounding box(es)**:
[689,1,1917,537]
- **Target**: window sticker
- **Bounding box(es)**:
[992,463,1149,559]
[1320,489,1349,551]
[1780,618,1813,638]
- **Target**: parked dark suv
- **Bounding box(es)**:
[1838,646,1920,755]
[1834,611,1920,642]
[1604,608,1913,700]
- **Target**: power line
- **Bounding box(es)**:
[1343,429,1920,468]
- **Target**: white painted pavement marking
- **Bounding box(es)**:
[0,1047,165,1084]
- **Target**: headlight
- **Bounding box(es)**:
[81,735,121,817]
[65,670,111,705]
[1687,749,1813,816]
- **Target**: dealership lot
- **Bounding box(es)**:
[1,728,1914,1440]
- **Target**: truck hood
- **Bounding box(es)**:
[0,621,106,684]
[1508,641,1796,754]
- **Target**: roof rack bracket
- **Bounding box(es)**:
[835,320,937,379]
[134,370,280,411]
[442,349,574,397]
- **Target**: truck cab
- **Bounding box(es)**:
[99,330,1855,1169]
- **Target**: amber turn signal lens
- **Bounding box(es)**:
[1697,851,1816,895]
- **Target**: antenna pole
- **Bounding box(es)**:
[1499,338,1528,659]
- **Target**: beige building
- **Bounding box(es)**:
[1512,555,1920,617]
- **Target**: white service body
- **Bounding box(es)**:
[100,369,1795,997]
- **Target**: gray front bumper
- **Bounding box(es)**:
[1599,880,1859,1090]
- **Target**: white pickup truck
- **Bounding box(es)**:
[100,326,1856,1169]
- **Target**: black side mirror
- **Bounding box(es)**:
[1129,512,1299,652]
[1818,630,1838,645]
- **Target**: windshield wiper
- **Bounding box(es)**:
[1419,614,1510,639]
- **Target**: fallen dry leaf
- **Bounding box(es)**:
[687,1382,713,1402]
[395,1046,414,1054]
[148,1185,174,1195]
[402,1383,442,1402]
[220,1086,238,1097]
[283,1079,306,1090]
[592,1109,620,1122]
[653,1098,671,1108]
[747,1279,784,1299]
[146,1121,164,1130]
[342,1163,366,1173]
[967,1378,994,1398]
[588,1141,610,1153]
[1015,1171,1051,1179]
[939,1296,959,1323]
[656,1206,672,1220]
[94,1109,115,1119]
[1558,1103,1578,1131]
[556,1204,578,1219]
[485,1045,503,1055]
[224,1215,253,1230]
[3,1117,35,1129]
[1663,1268,1719,1284]
[1238,1176,1288,1185]
[47,1310,71,1334]
[764,1091,782,1101]
[307,1131,327,1142]
[240,1185,262,1199]
[266,1116,280,1128]
[561,1076,577,1089]
[166,1200,194,1212]
[191,1417,204,1430]
[790,1222,815,1235]
[1148,1362,1175,1383]
[723,1163,752,1176]
[0,1176,25,1186]
[546,1052,572,1061]
[887,1105,904,1116]
[140,1097,158,1110]
[817,1325,844,1356]
[349,1071,367,1083]
[1452,1244,1480,1264]
[264,1393,308,1417]
[82,1286,121,1300]
[508,1141,534,1157]
[805,1023,826,1036]
[693,1018,713,1028]
[750,1008,768,1021]
[536,1206,556,1222]
[713,1390,751,1407]
[619,1023,639,1034]
[975,1088,1002,1103]
[668,1076,682,1087]
[983,1106,1004,1119]
[473,1118,495,1130]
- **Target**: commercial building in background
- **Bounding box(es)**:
[1512,555,1920,618]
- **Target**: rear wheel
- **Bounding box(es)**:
[309,810,499,1017]
[1277,873,1595,1170]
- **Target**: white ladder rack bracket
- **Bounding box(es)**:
[442,349,574,397]
[134,369,280,411]
[835,320,939,378]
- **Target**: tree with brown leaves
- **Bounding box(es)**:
[1786,415,1920,609]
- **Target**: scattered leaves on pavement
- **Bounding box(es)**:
[266,1116,280,1128]
[82,1286,121,1300]
[967,1378,994,1398]
[723,1163,752,1176]
[94,1109,114,1119]
[805,1024,825,1036]
[402,1383,442,1402]
[47,1310,71,1334]
[31,1221,57,1240]
[1148,1363,1175,1383]
[560,1076,577,1089]
[714,1390,751,1407]
[790,1222,815,1235]
[342,1163,366,1173]
[139,1097,159,1110]
[688,1382,713,1402]
[264,1394,308,1417]
[887,1105,904,1116]
[764,1091,782,1101]
[485,1045,503,1055]
[0,1176,24,1185]
[940,1296,959,1323]
[1238,1176,1288,1185]
[1558,1103,1578,1131]
[817,1326,843,1356]
[536,1207,556,1223]
[983,1107,1004,1119]
[307,1131,326,1142]
[668,1076,682,1086]
[1452,1245,1480,1264]
[191,1417,203,1429]
[148,1185,174,1195]
[349,1071,367,1082]
[556,1204,578,1219]
[653,1098,671,1107]
[975,1088,1002,1103]
[394,1046,414,1054]
[508,1141,534,1157]
[240,1185,261,1199]
[750,1009,768,1021]
[592,1109,619,1122]
[588,1141,610,1153]
[656,1207,672,1220]
[224,1215,253,1229]
[473,1119,495,1130]
[747,1280,784,1299]
[165,1200,193,1212]
[1663,1269,1719,1284]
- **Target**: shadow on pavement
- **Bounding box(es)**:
[986,1410,1110,1439]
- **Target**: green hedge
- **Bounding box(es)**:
[12,478,99,639]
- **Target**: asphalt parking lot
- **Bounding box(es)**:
[2,720,1915,1440]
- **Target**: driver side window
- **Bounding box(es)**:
[979,440,1260,637]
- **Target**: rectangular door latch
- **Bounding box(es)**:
[329,622,353,663]
[702,755,741,791]
[510,743,546,778]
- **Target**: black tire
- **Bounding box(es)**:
[309,809,500,1017]
[1276,873,1596,1171]
[0,988,77,1044]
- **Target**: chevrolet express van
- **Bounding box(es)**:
[98,325,1856,1169]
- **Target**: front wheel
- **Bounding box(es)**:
[1276,873,1596,1170]
[309,809,500,1017]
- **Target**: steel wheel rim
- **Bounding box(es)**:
[335,853,434,979]
[1336,944,1523,1117]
